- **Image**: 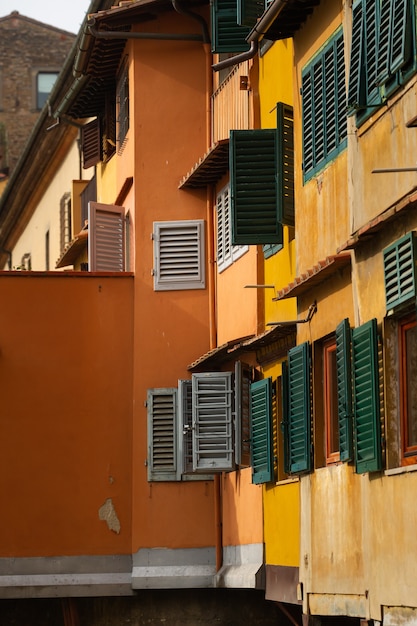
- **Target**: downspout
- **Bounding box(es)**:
[212,0,289,71]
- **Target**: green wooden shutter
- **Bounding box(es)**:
[352,319,382,474]
[363,0,380,105]
[211,0,251,53]
[336,32,348,145]
[348,0,365,111]
[287,342,311,474]
[230,129,283,245]
[301,70,314,172]
[250,377,273,484]
[383,232,417,311]
[192,372,234,472]
[147,388,178,481]
[238,0,264,27]
[277,102,295,227]
[389,0,410,74]
[235,361,252,468]
[377,0,392,85]
[281,361,290,475]
[336,319,353,462]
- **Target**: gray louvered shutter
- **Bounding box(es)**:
[383,232,417,311]
[235,361,251,467]
[250,377,273,484]
[352,319,382,474]
[277,102,295,227]
[336,318,353,462]
[147,388,178,481]
[153,220,205,291]
[178,379,193,474]
[230,129,283,245]
[81,118,102,169]
[211,0,251,53]
[192,372,234,472]
[88,202,125,271]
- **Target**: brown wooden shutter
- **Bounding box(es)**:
[81,119,102,169]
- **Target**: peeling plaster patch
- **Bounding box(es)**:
[99,498,121,534]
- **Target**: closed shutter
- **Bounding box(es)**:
[238,0,264,27]
[88,202,125,271]
[389,0,410,74]
[287,342,312,474]
[235,361,252,468]
[192,372,234,472]
[230,129,283,245]
[301,71,314,173]
[335,32,348,144]
[211,0,251,53]
[81,118,102,169]
[153,220,205,291]
[336,318,353,462]
[147,388,178,481]
[377,0,392,85]
[250,377,273,484]
[281,361,290,475]
[277,102,295,227]
[352,319,382,474]
[383,232,417,311]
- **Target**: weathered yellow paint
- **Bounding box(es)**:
[264,479,300,566]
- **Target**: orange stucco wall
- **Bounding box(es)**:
[0,273,134,557]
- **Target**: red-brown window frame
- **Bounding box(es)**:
[323,337,340,464]
[399,312,417,465]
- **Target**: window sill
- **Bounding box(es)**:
[276,476,299,486]
[385,463,417,477]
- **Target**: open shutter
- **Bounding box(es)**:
[287,342,312,474]
[277,102,295,227]
[389,0,410,74]
[230,129,283,245]
[238,0,264,27]
[178,379,193,474]
[377,0,392,85]
[301,70,314,173]
[81,118,102,169]
[348,0,365,111]
[250,378,273,484]
[192,372,234,472]
[88,202,125,271]
[352,319,382,474]
[147,388,178,481]
[383,232,417,311]
[235,361,251,467]
[153,220,205,291]
[336,319,353,462]
[211,0,251,53]
[281,361,290,475]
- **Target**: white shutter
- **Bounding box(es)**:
[153,220,205,291]
[147,388,179,481]
[192,372,234,472]
[88,201,126,271]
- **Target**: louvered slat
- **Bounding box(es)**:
[230,129,282,245]
[277,102,295,226]
[288,342,311,474]
[88,202,125,272]
[211,0,251,53]
[238,0,264,28]
[376,0,392,85]
[352,320,382,473]
[302,71,314,172]
[364,0,379,103]
[81,118,102,169]
[383,232,417,311]
[147,389,178,481]
[347,0,364,110]
[250,377,273,484]
[390,0,409,74]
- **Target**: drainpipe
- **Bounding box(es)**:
[86,17,204,42]
[212,0,289,71]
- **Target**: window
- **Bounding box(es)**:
[147,363,258,481]
[216,185,248,272]
[399,313,417,465]
[37,72,58,109]
[116,58,129,150]
[282,319,382,476]
[152,220,205,291]
[301,27,347,180]
[323,338,339,464]
[348,0,417,124]
[229,103,294,245]
[88,202,127,272]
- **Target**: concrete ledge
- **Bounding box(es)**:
[131,547,216,589]
[215,544,264,590]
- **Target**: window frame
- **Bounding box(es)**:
[399,312,417,465]
[323,337,340,465]
[35,70,59,110]
[301,26,347,182]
